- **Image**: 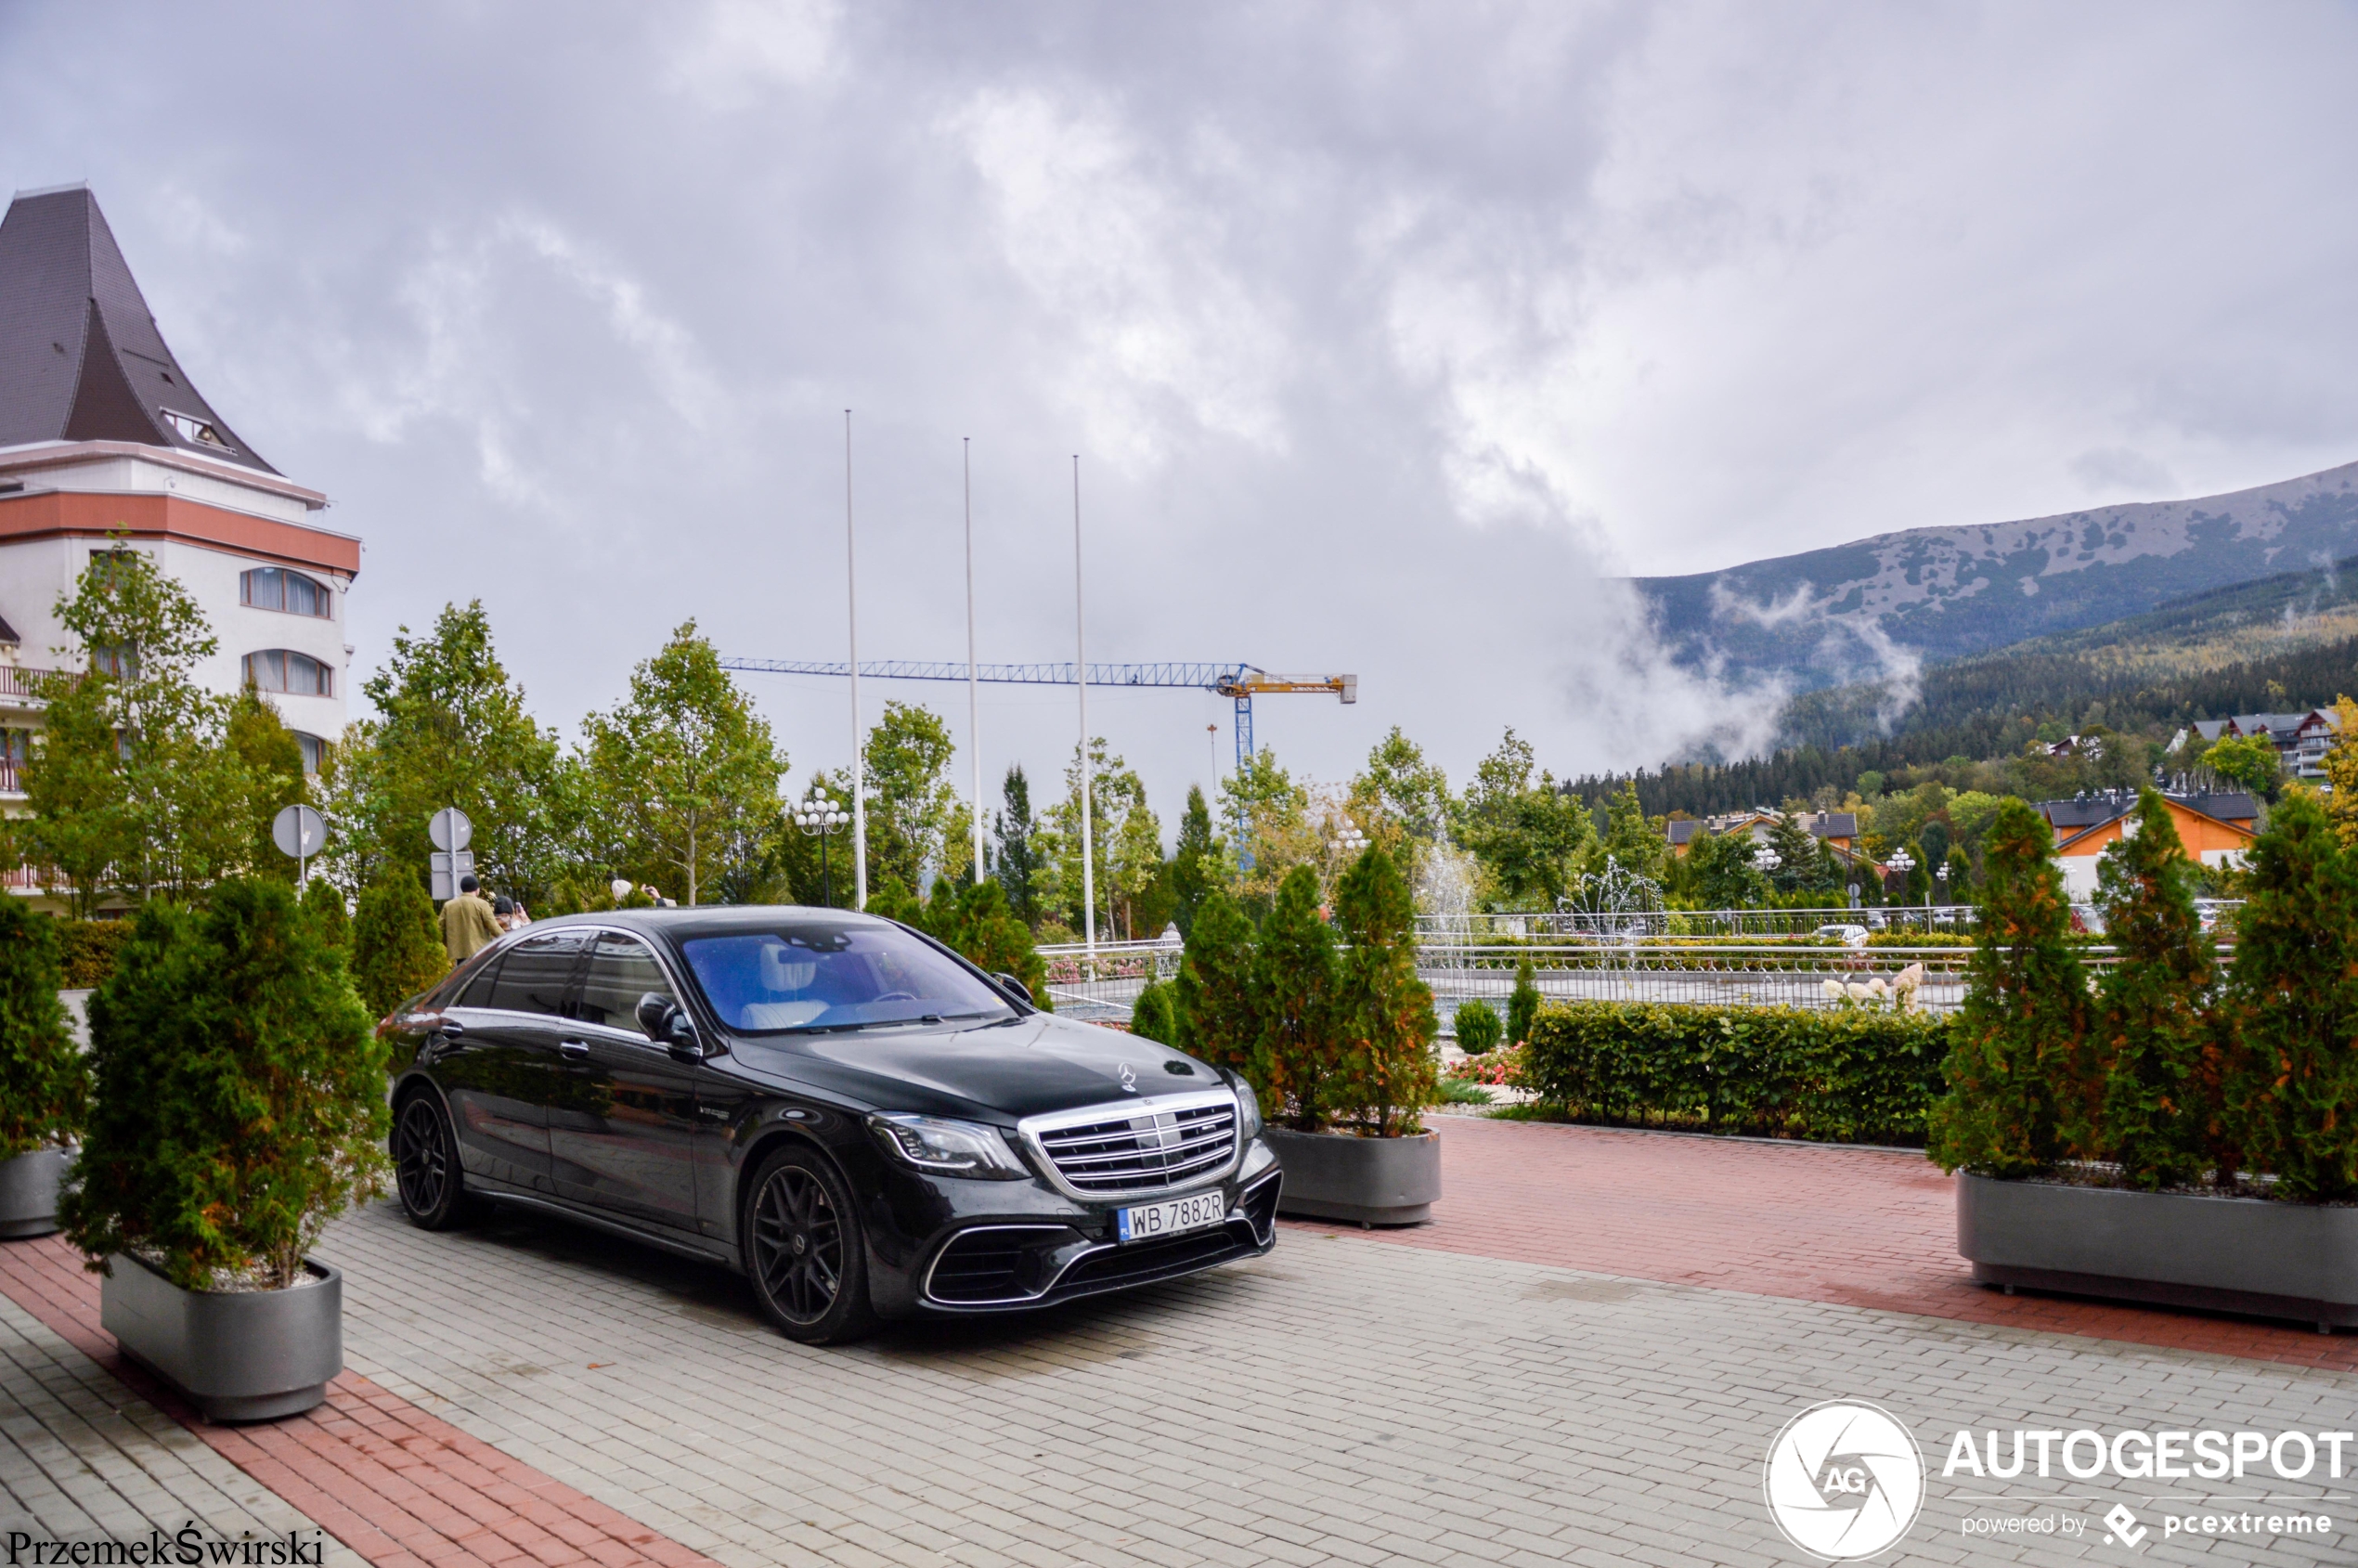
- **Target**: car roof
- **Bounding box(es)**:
[527,905,900,942]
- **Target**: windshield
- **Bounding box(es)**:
[680,922,1017,1034]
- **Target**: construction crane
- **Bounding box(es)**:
[718,658,1356,776]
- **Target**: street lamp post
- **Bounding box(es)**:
[794,789,851,909]
[1935,861,1950,914]
[1885,848,1915,920]
[1330,818,1368,862]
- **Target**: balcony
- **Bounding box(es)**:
[0,666,58,704]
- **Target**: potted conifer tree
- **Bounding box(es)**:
[0,902,87,1238]
[1257,852,1442,1225]
[1938,787,2358,1330]
[61,878,390,1419]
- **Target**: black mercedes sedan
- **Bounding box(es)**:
[382,908,1280,1343]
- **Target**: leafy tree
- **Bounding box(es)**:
[24,549,250,906]
[1588,778,1666,887]
[582,622,784,907]
[1330,846,1435,1135]
[991,765,1044,927]
[1685,829,1768,909]
[1349,727,1453,874]
[1048,737,1153,937]
[1167,785,1224,938]
[1219,745,1314,907]
[0,901,85,1160]
[226,688,305,883]
[861,701,961,896]
[352,867,447,1017]
[332,602,578,908]
[2220,789,2358,1199]
[2091,786,2216,1189]
[1507,957,1542,1046]
[1927,797,2089,1177]
[1453,999,1503,1055]
[1252,866,1341,1131]
[1175,888,1259,1088]
[1130,979,1178,1046]
[60,879,389,1290]
[1457,728,1593,908]
[2321,696,2358,849]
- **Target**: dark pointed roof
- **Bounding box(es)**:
[0,184,277,474]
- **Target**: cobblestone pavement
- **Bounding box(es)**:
[8,1117,2357,1567]
[317,1187,2354,1568]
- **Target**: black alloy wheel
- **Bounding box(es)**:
[743,1145,877,1344]
[394,1093,473,1230]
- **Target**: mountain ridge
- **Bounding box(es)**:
[1636,459,2358,689]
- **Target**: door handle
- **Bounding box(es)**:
[558,1039,590,1058]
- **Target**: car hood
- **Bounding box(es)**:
[716,1012,1225,1122]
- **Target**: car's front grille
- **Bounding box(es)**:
[1030,1096,1238,1197]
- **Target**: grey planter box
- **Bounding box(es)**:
[1265,1127,1440,1225]
[101,1252,343,1421]
[0,1147,71,1239]
[1959,1172,2358,1330]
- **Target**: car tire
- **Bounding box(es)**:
[741,1143,879,1345]
[392,1090,480,1230]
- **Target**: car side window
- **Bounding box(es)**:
[485,931,587,1017]
[577,932,676,1038]
[457,952,505,1009]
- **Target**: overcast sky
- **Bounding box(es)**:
[6,1,2354,829]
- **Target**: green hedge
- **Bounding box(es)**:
[56,919,133,989]
[1522,1000,1954,1146]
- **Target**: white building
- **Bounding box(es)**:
[0,184,356,854]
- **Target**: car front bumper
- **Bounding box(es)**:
[862,1139,1282,1318]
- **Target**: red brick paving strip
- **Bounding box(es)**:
[1284,1115,2358,1373]
[0,1234,720,1568]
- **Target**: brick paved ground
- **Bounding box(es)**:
[7,1116,2357,1567]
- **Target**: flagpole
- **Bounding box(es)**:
[1073,455,1095,958]
[965,437,984,887]
[846,409,867,910]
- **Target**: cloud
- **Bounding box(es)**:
[2068,446,2179,497]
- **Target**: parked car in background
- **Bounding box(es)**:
[1813,924,1871,949]
[381,908,1280,1344]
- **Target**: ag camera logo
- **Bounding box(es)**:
[1764,1401,1926,1561]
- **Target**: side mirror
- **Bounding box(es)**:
[994,972,1034,1007]
[635,991,676,1039]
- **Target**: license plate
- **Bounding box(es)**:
[1115,1190,1229,1244]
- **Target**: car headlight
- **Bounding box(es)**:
[866,1113,1030,1179]
[1228,1077,1263,1144]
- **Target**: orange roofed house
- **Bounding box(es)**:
[2037,792,2257,901]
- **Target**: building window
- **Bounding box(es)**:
[241,649,334,698]
[293,731,326,775]
[240,567,331,618]
[159,408,235,451]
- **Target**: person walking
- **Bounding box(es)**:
[442,874,502,964]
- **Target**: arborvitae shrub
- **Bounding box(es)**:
[1130,979,1178,1046]
[2221,790,2358,1200]
[1507,957,1542,1046]
[2091,787,2217,1189]
[352,869,447,1018]
[1330,846,1436,1135]
[301,877,351,953]
[1176,888,1258,1085]
[55,919,133,989]
[60,879,389,1289]
[1252,866,1341,1132]
[1927,797,2088,1177]
[0,904,85,1160]
[1454,1000,1503,1056]
[904,878,1049,1011]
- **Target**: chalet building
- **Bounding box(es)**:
[2172,710,2342,780]
[0,185,355,860]
[1663,809,1876,873]
[2036,791,2257,900]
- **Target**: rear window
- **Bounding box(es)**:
[680,922,1013,1034]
